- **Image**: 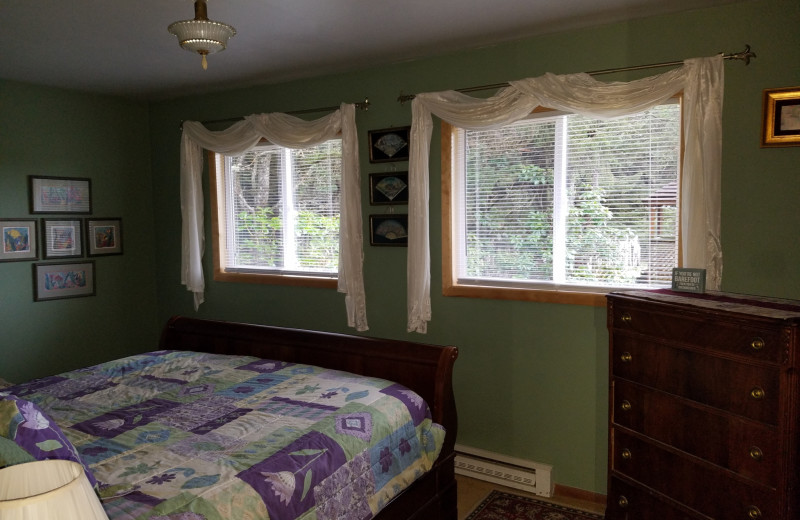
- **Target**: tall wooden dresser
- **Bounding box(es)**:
[605,290,800,520]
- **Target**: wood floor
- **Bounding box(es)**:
[456,474,606,519]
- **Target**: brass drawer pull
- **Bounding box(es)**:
[747,505,762,519]
[620,313,632,323]
[620,400,632,411]
[749,446,763,461]
[750,337,765,351]
[749,386,766,400]
[620,352,633,363]
[621,448,632,460]
[618,495,629,508]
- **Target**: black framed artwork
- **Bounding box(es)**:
[369,214,408,246]
[369,172,409,205]
[368,126,411,163]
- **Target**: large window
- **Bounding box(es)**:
[443,101,681,304]
[210,139,341,287]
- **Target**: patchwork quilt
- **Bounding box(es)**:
[3,350,445,520]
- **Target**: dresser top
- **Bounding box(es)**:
[609,289,800,321]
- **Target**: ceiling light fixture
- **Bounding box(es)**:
[168,0,235,70]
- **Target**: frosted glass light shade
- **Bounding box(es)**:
[0,460,108,520]
[168,19,236,54]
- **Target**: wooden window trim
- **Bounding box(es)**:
[440,110,684,308]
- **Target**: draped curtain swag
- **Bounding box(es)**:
[408,55,723,333]
[180,104,369,331]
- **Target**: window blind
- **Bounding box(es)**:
[455,103,680,290]
[224,140,341,274]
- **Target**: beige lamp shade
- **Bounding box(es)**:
[0,460,108,520]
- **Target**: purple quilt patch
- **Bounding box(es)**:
[190,408,252,435]
[0,394,97,487]
[335,412,373,442]
[151,396,238,432]
[4,376,67,397]
[314,451,375,520]
[237,431,346,519]
[168,432,245,462]
[45,375,118,400]
[236,359,295,374]
[380,384,429,426]
[72,398,180,438]
[120,490,165,507]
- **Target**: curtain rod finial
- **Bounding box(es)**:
[723,44,756,65]
[397,93,415,105]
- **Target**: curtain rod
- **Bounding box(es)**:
[396,45,755,104]
[179,97,371,130]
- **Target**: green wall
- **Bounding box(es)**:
[147,0,800,493]
[0,81,160,382]
[1,0,798,496]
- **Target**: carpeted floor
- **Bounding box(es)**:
[466,490,605,520]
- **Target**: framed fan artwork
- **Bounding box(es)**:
[369,172,409,205]
[368,126,411,163]
[369,214,408,246]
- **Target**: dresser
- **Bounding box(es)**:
[605,290,800,520]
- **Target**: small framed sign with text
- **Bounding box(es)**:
[671,268,706,293]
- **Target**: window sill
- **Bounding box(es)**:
[443,282,607,306]
[213,270,337,289]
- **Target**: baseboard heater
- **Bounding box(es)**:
[454,443,554,497]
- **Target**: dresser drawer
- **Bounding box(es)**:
[613,379,779,486]
[606,476,707,520]
[612,430,777,520]
[610,300,786,364]
[612,335,780,424]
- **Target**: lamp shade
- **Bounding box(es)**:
[0,460,108,520]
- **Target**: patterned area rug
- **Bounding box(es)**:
[466,490,605,520]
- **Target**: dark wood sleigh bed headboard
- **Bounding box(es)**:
[159,316,459,520]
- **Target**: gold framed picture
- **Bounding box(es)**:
[761,86,800,147]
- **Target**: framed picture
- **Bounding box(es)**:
[761,86,800,147]
[33,261,95,301]
[369,172,409,205]
[369,214,408,246]
[1,218,38,262]
[368,126,411,163]
[86,218,123,256]
[29,176,92,214]
[42,219,83,259]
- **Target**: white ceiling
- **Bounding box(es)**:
[1,0,744,101]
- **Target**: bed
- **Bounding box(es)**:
[0,316,459,520]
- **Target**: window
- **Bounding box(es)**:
[443,101,681,305]
[209,139,341,287]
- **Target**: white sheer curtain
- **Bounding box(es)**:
[408,55,724,333]
[180,104,368,331]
